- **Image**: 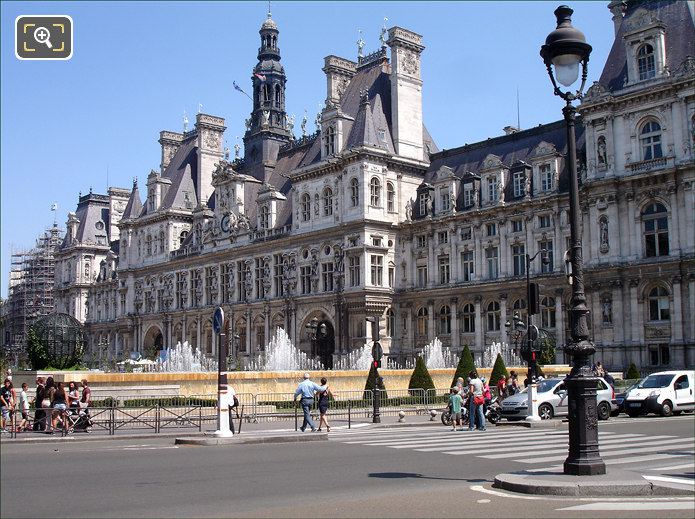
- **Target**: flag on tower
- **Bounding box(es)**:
[254,73,267,82]
[51,203,58,211]
[233,81,252,101]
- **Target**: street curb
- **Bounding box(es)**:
[175,432,328,446]
[493,469,694,497]
[494,419,567,428]
[0,431,206,445]
[373,420,442,428]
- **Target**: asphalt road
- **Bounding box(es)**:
[1,415,693,518]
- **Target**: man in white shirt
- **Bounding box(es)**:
[227,386,238,434]
[468,370,486,431]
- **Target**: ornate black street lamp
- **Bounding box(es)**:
[505,312,526,357]
[541,5,605,475]
[305,316,319,358]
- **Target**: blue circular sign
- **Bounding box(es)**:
[213,307,224,334]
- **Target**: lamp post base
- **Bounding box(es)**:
[525,383,541,422]
[564,374,606,475]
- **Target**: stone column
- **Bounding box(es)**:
[245,308,252,355]
[474,296,483,353]
[672,276,683,343]
[629,279,641,346]
[405,304,415,358]
[627,193,638,260]
[427,299,435,341]
[499,293,508,346]
[196,316,202,353]
[427,238,435,287]
[669,186,681,253]
[611,281,624,344]
[450,297,459,350]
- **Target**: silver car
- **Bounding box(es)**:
[500,377,616,421]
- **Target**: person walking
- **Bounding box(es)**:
[68,381,80,409]
[293,373,326,432]
[316,377,332,432]
[18,383,30,432]
[449,387,464,431]
[496,375,507,399]
[0,378,13,433]
[454,377,465,393]
[468,370,486,431]
[227,385,238,434]
[51,382,68,433]
[33,377,46,431]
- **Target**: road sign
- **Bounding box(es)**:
[213,306,224,334]
[371,341,383,360]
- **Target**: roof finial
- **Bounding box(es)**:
[357,29,365,58]
[380,17,388,48]
[183,110,189,132]
[268,0,271,18]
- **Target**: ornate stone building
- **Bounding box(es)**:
[55,2,695,373]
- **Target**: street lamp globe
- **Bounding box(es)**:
[540,5,592,93]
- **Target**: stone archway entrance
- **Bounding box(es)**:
[316,320,335,369]
[143,325,164,358]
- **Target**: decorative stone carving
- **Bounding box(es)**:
[599,216,610,254]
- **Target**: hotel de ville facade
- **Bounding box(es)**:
[53,1,695,373]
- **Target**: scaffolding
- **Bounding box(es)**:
[6,224,63,353]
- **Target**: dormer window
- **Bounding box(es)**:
[370,177,381,207]
[487,176,498,203]
[386,182,395,212]
[540,164,553,191]
[350,178,359,207]
[439,187,450,212]
[301,193,311,222]
[419,192,429,216]
[640,121,663,160]
[323,187,333,216]
[323,126,336,156]
[259,205,270,229]
[513,171,525,198]
[463,184,474,207]
[638,44,656,80]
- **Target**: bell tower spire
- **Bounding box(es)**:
[243,11,290,177]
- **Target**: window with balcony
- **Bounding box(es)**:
[640,121,663,161]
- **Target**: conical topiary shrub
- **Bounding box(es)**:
[451,344,475,388]
[626,362,640,380]
[364,364,388,399]
[408,356,435,394]
[489,353,509,389]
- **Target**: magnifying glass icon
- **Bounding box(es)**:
[33,26,53,49]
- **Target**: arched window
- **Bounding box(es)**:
[438,305,451,334]
[417,307,428,336]
[350,178,359,207]
[263,83,271,103]
[323,187,333,216]
[462,303,475,333]
[145,235,152,255]
[541,296,556,328]
[637,44,656,80]
[640,121,662,161]
[513,299,527,326]
[274,84,281,106]
[259,205,270,229]
[159,230,165,252]
[642,202,669,257]
[179,230,188,246]
[386,182,395,212]
[486,301,500,332]
[370,177,381,207]
[301,193,311,222]
[648,286,670,321]
[386,308,395,337]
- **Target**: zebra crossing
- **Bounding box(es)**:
[329,425,695,472]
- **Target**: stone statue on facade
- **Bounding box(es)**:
[602,298,612,324]
[597,137,607,167]
[262,110,270,126]
[599,217,609,253]
[405,199,413,221]
[300,111,308,137]
[234,143,241,159]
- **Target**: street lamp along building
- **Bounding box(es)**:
[52,2,695,373]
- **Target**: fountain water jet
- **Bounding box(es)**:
[157,341,216,372]
[422,337,459,369]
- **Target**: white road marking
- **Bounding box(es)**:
[470,484,694,502]
[644,475,695,486]
[604,452,695,465]
[437,434,647,455]
[556,501,695,511]
[519,440,694,464]
[648,463,695,471]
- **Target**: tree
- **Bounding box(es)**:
[626,362,640,380]
[408,356,435,393]
[364,364,388,399]
[451,344,475,388]
[537,336,557,366]
[489,353,509,388]
[26,328,49,370]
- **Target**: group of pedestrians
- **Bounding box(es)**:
[294,373,333,432]
[449,371,491,432]
[1,377,92,434]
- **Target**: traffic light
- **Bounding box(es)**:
[529,282,540,315]
[373,360,381,369]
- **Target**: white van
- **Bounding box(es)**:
[623,370,695,417]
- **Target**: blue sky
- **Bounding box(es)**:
[0,0,615,297]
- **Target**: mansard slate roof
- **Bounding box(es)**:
[598,0,695,92]
[61,193,111,248]
[425,119,586,197]
[121,182,143,221]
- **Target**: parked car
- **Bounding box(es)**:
[500,377,616,421]
[611,378,645,417]
[623,370,694,417]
